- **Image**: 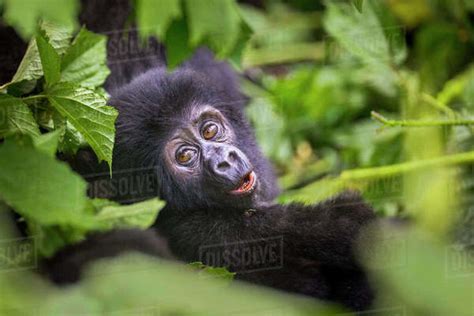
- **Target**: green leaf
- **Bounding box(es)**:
[36,33,61,86]
[0,22,73,94]
[189,262,236,284]
[46,83,118,168]
[164,19,194,68]
[7,39,43,90]
[58,121,85,154]
[353,0,364,12]
[0,94,40,137]
[81,255,339,315]
[40,21,74,55]
[136,0,182,39]
[0,142,95,227]
[28,223,86,257]
[184,0,241,56]
[32,129,62,157]
[94,198,165,229]
[2,0,78,39]
[323,0,390,64]
[61,28,110,88]
[52,112,85,154]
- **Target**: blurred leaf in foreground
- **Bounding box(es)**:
[0,142,95,228]
[2,0,78,39]
[93,198,165,230]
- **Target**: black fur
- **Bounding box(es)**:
[156,190,375,311]
[47,51,376,311]
[42,229,174,284]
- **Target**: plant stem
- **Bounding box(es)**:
[421,93,455,117]
[371,111,474,127]
[340,150,474,181]
[22,95,47,102]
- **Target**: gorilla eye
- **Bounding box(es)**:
[176,148,196,165]
[202,122,218,140]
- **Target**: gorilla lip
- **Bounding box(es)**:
[230,171,256,195]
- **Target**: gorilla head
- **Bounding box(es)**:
[110,67,279,212]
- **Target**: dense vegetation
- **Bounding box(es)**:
[0,0,473,315]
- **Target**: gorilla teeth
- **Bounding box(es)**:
[231,171,256,195]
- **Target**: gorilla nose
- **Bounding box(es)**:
[213,149,238,174]
[215,151,237,171]
[205,145,250,187]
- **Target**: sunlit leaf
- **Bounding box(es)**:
[1,22,73,94]
[0,94,40,137]
[46,83,118,168]
[61,28,110,88]
[94,198,165,229]
[136,0,182,39]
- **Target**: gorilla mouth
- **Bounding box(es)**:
[230,171,257,195]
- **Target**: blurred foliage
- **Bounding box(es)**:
[0,0,474,315]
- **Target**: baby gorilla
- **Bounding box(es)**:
[45,51,376,311]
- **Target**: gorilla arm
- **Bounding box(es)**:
[41,229,174,285]
[253,191,376,269]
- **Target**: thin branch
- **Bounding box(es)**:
[22,95,47,102]
[421,93,456,117]
[371,111,474,127]
[341,150,474,181]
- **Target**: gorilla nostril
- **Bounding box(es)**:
[217,161,230,170]
[228,151,237,162]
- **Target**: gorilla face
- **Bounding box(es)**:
[162,104,260,210]
[110,68,280,212]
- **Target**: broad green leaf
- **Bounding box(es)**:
[1,22,73,94]
[36,33,61,86]
[40,21,73,55]
[32,129,62,157]
[7,39,43,90]
[82,254,339,315]
[136,0,182,39]
[323,0,390,64]
[164,19,194,68]
[0,142,95,227]
[2,0,78,39]
[95,198,164,229]
[61,28,110,88]
[46,83,118,168]
[184,0,241,56]
[0,94,40,137]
